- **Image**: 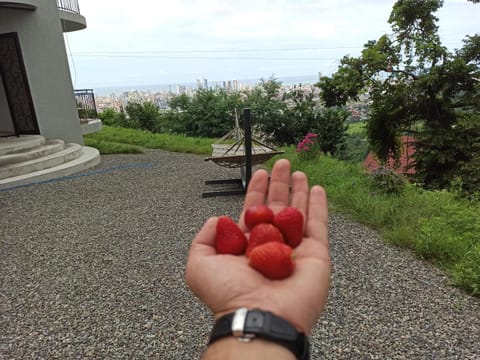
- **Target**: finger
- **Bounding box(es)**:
[290,171,309,229]
[239,169,269,230]
[305,186,329,248]
[267,159,291,212]
[243,169,269,210]
[189,217,218,257]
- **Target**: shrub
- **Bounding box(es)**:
[338,133,370,163]
[296,133,320,160]
[452,244,480,296]
[369,166,406,194]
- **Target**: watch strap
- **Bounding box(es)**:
[209,308,310,360]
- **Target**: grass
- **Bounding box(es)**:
[85,126,480,296]
[267,151,480,296]
[84,125,215,155]
[83,138,144,154]
[347,121,367,135]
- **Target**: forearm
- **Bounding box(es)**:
[201,337,296,360]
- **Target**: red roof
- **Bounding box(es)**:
[363,136,416,175]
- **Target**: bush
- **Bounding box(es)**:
[338,132,370,163]
[125,102,162,132]
[453,244,480,296]
[369,166,406,194]
[312,107,349,156]
[296,133,320,160]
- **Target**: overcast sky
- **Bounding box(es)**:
[65,0,480,89]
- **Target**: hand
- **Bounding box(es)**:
[185,159,330,334]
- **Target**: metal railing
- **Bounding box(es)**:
[57,0,81,14]
[75,89,98,123]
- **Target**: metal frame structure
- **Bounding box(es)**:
[202,108,253,197]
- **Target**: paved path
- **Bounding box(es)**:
[1,150,479,359]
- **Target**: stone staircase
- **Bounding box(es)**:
[0,135,100,190]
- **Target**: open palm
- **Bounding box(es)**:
[185,159,330,334]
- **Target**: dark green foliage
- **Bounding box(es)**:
[245,79,349,150]
[165,88,242,138]
[317,56,365,107]
[366,82,413,162]
[313,108,349,156]
[315,0,480,198]
[98,108,118,126]
[97,78,346,157]
[244,78,288,143]
[125,102,162,132]
[98,108,133,128]
[338,133,370,163]
[369,166,407,194]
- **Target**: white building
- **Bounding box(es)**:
[0,0,101,189]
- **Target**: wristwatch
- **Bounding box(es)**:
[208,308,310,360]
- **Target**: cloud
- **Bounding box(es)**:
[70,0,480,87]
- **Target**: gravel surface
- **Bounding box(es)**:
[1,149,479,359]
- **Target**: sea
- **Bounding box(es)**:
[93,74,320,96]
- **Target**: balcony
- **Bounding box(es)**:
[0,1,37,10]
[75,89,102,134]
[57,0,86,32]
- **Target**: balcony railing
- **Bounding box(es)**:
[75,89,98,124]
[57,0,80,14]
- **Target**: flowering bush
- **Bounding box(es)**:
[296,133,320,161]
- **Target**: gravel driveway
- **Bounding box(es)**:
[1,149,479,359]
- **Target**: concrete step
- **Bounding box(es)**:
[0,146,100,189]
[0,139,65,166]
[0,135,45,156]
[0,143,84,180]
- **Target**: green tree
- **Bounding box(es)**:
[98,108,118,126]
[281,86,348,153]
[313,108,349,156]
[165,89,242,138]
[125,101,162,132]
[316,0,480,195]
[244,77,287,144]
[98,107,131,128]
[283,85,318,142]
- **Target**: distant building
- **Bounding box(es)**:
[363,136,416,175]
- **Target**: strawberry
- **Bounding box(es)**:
[274,207,304,248]
[215,216,247,255]
[248,242,295,280]
[244,205,275,230]
[246,223,284,257]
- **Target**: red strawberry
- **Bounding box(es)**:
[248,242,295,280]
[244,205,275,230]
[274,207,304,248]
[246,223,284,257]
[215,216,247,255]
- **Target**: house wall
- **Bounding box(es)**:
[0,0,84,144]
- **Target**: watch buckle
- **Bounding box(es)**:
[231,308,256,342]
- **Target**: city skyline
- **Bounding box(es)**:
[92,73,319,96]
[66,1,480,89]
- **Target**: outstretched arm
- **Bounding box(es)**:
[186,159,330,358]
